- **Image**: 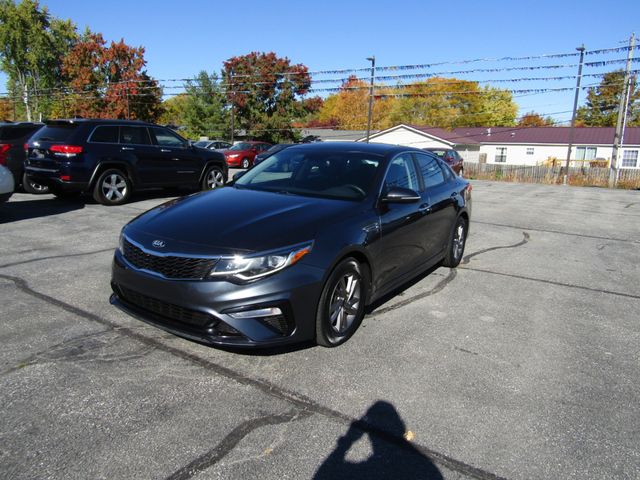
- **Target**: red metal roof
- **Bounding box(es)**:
[406,125,640,146]
[452,126,640,145]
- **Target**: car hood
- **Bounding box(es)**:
[126,187,362,255]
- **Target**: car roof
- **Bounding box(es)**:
[283,141,426,158]
[0,121,44,127]
[43,118,157,127]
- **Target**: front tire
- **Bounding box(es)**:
[201,165,225,190]
[442,216,468,268]
[316,258,369,347]
[22,173,50,194]
[92,169,131,206]
[241,158,250,169]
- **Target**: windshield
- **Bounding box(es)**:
[235,148,382,201]
[427,149,446,158]
[193,141,210,147]
[229,142,252,151]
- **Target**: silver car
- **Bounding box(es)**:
[0,164,15,204]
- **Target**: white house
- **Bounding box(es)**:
[361,124,640,169]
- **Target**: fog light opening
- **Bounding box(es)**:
[228,307,283,319]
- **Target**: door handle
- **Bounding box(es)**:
[121,146,134,151]
[171,158,181,161]
[160,148,171,153]
[418,204,432,214]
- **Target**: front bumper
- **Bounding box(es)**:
[110,249,325,348]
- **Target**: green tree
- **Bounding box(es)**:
[223,52,311,143]
[577,70,639,127]
[181,71,229,139]
[0,0,78,120]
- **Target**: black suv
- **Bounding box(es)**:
[25,119,228,205]
[0,121,49,194]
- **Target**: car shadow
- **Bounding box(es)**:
[365,263,442,314]
[0,197,85,223]
[314,400,443,479]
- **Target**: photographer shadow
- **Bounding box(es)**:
[314,401,443,480]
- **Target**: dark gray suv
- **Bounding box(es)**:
[25,119,228,205]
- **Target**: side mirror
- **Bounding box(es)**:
[381,187,421,204]
[232,171,246,182]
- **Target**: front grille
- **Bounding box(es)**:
[123,239,217,279]
[116,285,216,328]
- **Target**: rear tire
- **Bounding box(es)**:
[92,169,131,206]
[316,258,369,347]
[22,173,50,194]
[442,216,468,268]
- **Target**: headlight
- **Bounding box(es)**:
[209,242,312,281]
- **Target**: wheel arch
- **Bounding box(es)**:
[89,162,137,189]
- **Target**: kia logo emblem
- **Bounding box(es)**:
[152,240,166,248]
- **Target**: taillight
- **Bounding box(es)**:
[0,144,10,166]
[50,145,83,155]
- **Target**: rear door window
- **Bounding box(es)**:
[150,127,186,147]
[414,153,446,189]
[119,126,151,145]
[384,154,420,192]
[89,126,119,143]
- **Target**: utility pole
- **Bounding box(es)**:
[229,68,235,144]
[609,33,635,188]
[365,56,375,143]
[125,85,131,120]
[564,45,585,185]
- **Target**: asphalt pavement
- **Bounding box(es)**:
[1,179,639,479]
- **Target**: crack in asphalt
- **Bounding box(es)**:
[459,266,640,300]
[0,272,507,480]
[0,247,115,269]
[463,232,530,265]
[165,410,312,480]
[371,269,457,316]
[474,220,639,244]
[624,202,637,209]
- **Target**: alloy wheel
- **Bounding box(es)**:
[328,273,361,334]
[205,169,224,189]
[101,173,128,201]
[452,222,466,261]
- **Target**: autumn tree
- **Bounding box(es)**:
[223,52,311,143]
[383,77,517,129]
[576,70,639,127]
[517,111,555,127]
[316,75,393,130]
[0,96,13,120]
[0,0,77,120]
[62,31,163,121]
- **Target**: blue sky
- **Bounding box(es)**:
[3,0,639,123]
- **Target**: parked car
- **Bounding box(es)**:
[0,121,49,194]
[110,143,471,348]
[24,119,228,206]
[253,143,294,166]
[0,164,14,204]
[222,141,271,169]
[193,140,232,150]
[422,148,464,176]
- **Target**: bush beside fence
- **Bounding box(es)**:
[464,163,640,189]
